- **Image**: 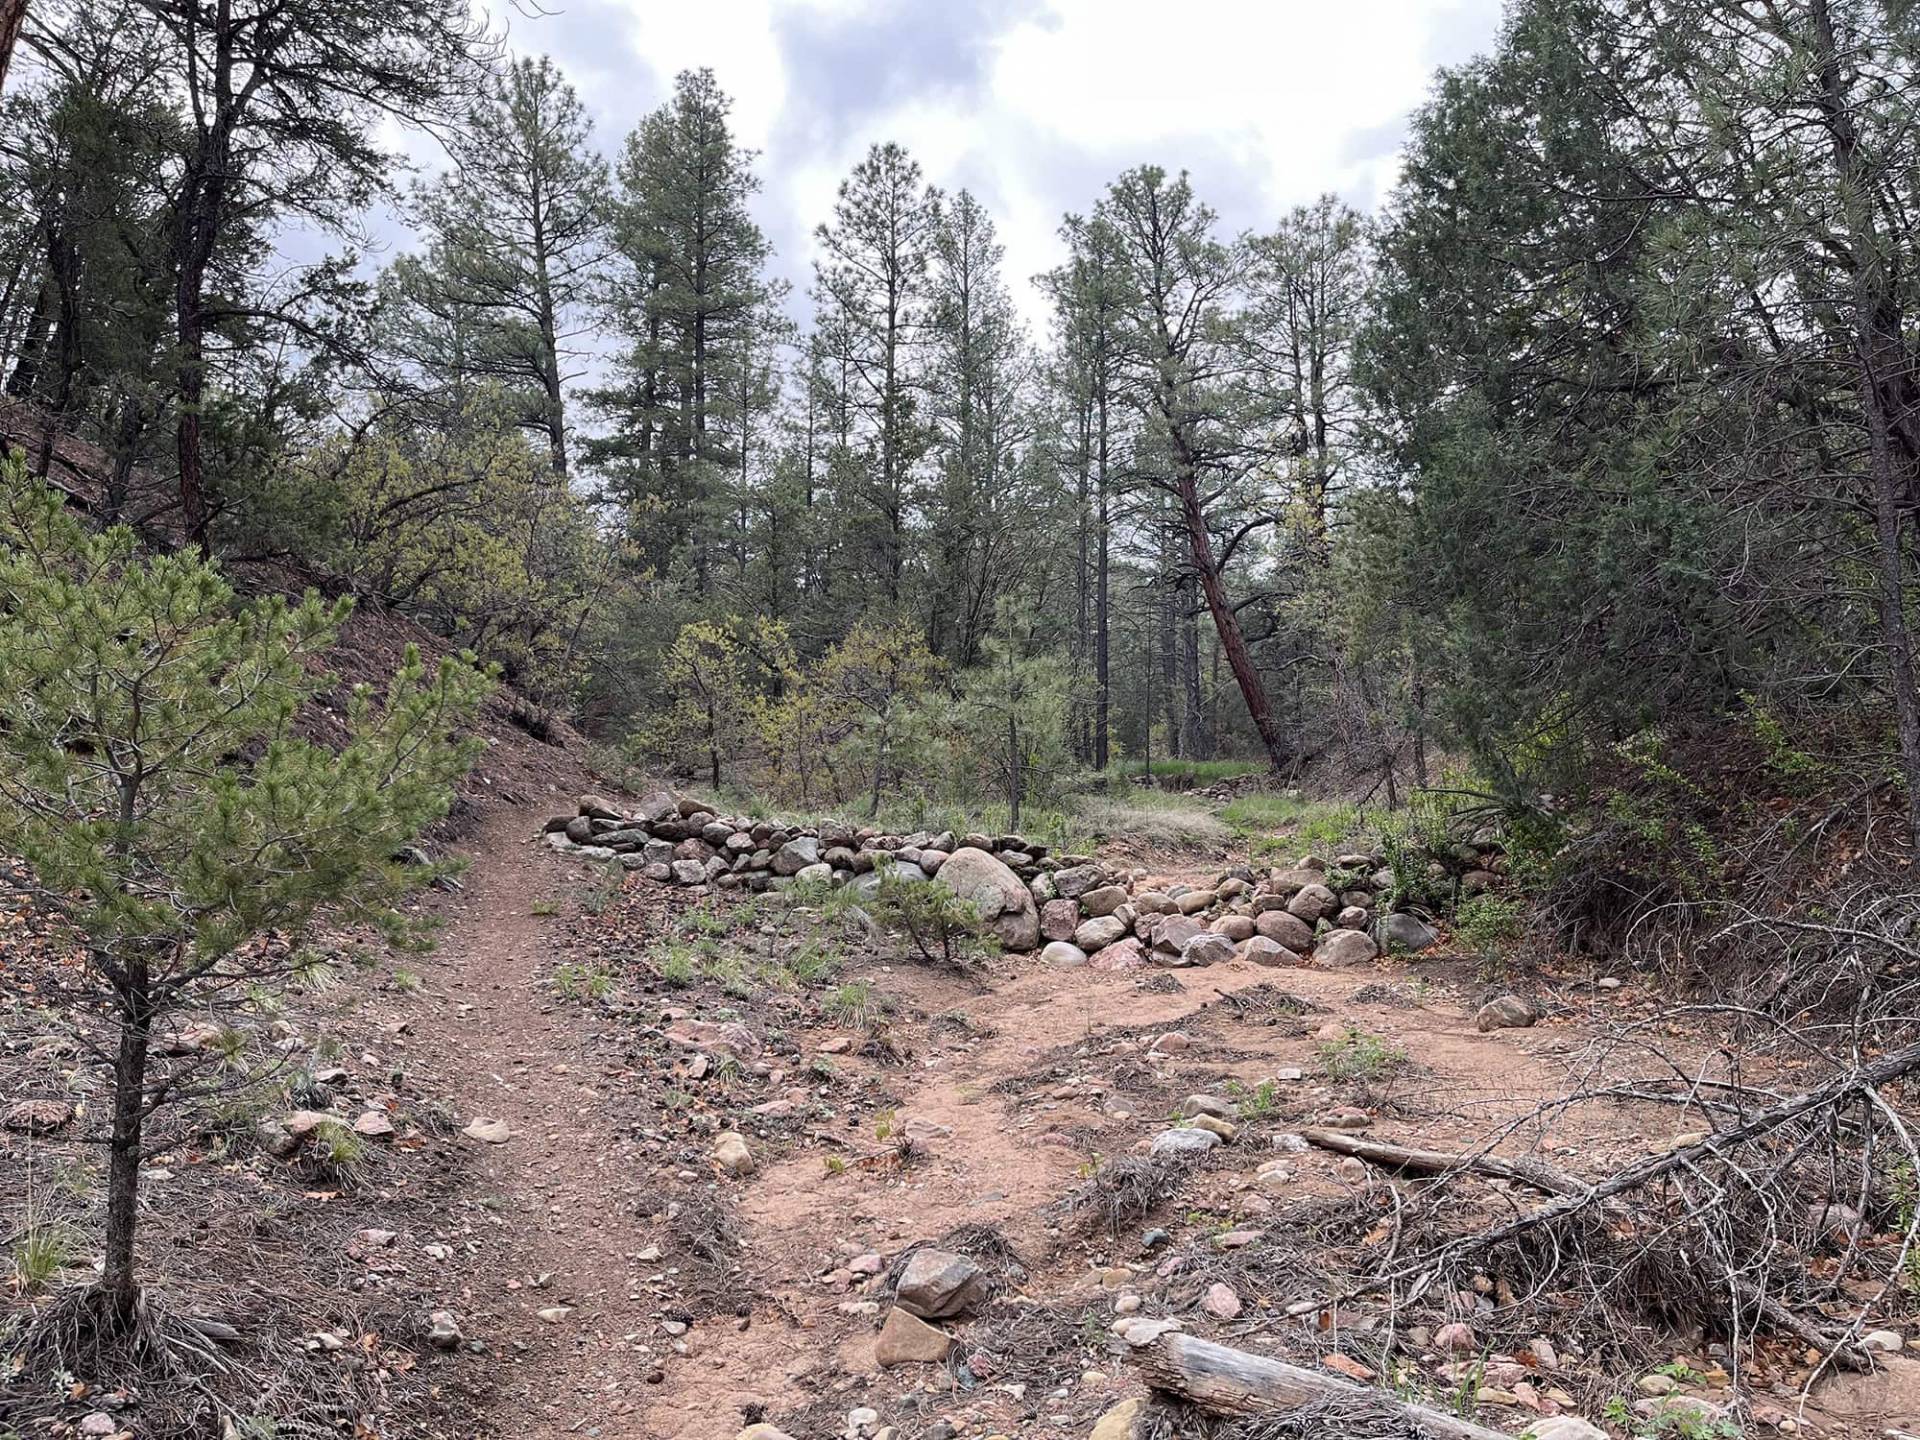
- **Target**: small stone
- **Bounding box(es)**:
[1864,1328,1904,1353]
[1181,1094,1233,1120]
[714,1131,755,1176]
[1150,1127,1220,1159]
[1434,1321,1476,1353]
[1636,1374,1678,1396]
[1186,1113,1237,1142]
[536,1305,573,1323]
[1522,1419,1607,1440]
[425,1309,462,1349]
[462,1117,512,1144]
[1201,1282,1241,1319]
[1041,940,1089,968]
[895,1248,986,1320]
[1090,1398,1145,1440]
[352,1111,395,1139]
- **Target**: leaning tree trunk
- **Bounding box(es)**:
[1170,428,1291,774]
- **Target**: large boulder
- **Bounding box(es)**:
[1287,882,1339,923]
[1053,863,1105,899]
[1314,929,1378,967]
[1254,909,1314,951]
[1377,912,1438,954]
[1075,915,1128,952]
[773,835,821,876]
[1079,884,1129,917]
[1041,940,1089,967]
[578,793,626,821]
[934,846,1040,950]
[635,790,679,824]
[1150,914,1207,955]
[1179,932,1236,967]
[1039,898,1081,943]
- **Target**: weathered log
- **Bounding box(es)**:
[1299,1128,1586,1196]
[1124,1330,1512,1440]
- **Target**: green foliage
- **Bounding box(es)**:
[826,980,885,1029]
[10,1215,79,1291]
[1317,1026,1406,1082]
[552,961,616,1002]
[1224,1078,1280,1121]
[0,459,486,1296]
[870,870,998,971]
[1454,894,1524,957]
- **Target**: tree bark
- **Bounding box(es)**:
[0,0,26,95]
[1123,1331,1510,1440]
[1171,442,1291,773]
[102,959,153,1318]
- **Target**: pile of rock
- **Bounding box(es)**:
[1036,851,1446,971]
[543,791,1056,948]
[544,792,1472,968]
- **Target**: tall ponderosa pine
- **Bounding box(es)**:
[924,189,1036,665]
[588,68,773,582]
[1099,166,1292,773]
[812,142,938,604]
[404,55,609,478]
[1044,213,1129,769]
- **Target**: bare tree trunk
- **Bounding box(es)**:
[1095,394,1111,771]
[102,958,152,1319]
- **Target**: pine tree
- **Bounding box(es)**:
[1098,166,1290,772]
[588,69,775,585]
[0,455,488,1333]
[923,189,1036,664]
[404,55,610,478]
[811,142,938,604]
[1043,213,1130,768]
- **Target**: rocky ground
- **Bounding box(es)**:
[7,788,1920,1440]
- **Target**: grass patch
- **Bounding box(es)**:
[10,1215,79,1291]
[1136,757,1265,787]
[552,961,616,1002]
[1068,793,1229,849]
[1318,1025,1407,1081]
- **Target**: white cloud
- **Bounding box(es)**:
[503,0,1502,326]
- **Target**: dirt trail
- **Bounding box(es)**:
[400,802,1614,1440]
[402,803,674,1437]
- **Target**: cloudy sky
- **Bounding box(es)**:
[464,0,1504,330]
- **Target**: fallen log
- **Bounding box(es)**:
[1122,1329,1511,1440]
[1299,1128,1585,1196]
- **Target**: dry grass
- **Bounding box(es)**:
[1061,1156,1185,1234]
